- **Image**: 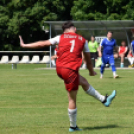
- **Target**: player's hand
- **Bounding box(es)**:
[19,35,25,48]
[89,71,97,76]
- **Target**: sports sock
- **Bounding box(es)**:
[86,85,105,102]
[132,58,134,64]
[100,74,103,78]
[51,60,56,66]
[113,71,116,77]
[68,108,77,128]
[128,58,133,65]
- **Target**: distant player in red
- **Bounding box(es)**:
[51,44,58,66]
[118,41,128,68]
[19,21,116,132]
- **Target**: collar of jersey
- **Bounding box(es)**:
[64,32,76,34]
[107,38,112,41]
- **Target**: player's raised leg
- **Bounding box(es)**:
[79,75,116,107]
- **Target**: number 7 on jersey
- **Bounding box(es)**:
[70,40,75,52]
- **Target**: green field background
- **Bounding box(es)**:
[0,64,133,134]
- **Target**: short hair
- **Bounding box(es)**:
[121,40,126,43]
[62,21,75,31]
[91,35,95,38]
[107,31,113,34]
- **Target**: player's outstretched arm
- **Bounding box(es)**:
[84,52,97,76]
[19,35,51,49]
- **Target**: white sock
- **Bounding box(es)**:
[132,58,134,64]
[86,85,105,102]
[51,60,56,66]
[121,63,124,65]
[82,63,86,68]
[100,74,103,78]
[128,58,133,65]
[68,108,77,127]
[113,71,116,77]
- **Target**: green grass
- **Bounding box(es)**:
[0,64,134,134]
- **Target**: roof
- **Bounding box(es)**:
[44,20,134,44]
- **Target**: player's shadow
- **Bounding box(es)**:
[106,77,122,79]
[83,124,122,131]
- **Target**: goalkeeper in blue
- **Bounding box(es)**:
[99,31,119,79]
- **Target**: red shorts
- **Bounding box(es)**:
[56,67,79,92]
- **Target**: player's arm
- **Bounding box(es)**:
[19,35,60,49]
[83,41,96,76]
[98,39,104,57]
[98,45,102,57]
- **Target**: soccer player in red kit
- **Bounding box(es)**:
[19,21,116,132]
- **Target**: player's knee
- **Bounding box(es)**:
[110,64,116,70]
[101,63,105,68]
[110,63,115,66]
[82,79,88,88]
[79,76,88,86]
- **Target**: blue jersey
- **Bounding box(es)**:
[131,40,134,54]
[100,38,117,56]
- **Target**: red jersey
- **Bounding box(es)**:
[56,32,86,71]
[119,46,127,54]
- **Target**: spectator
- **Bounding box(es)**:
[118,41,128,68]
[51,44,58,66]
[127,51,134,68]
[127,39,134,68]
[82,52,86,68]
[88,36,99,63]
[82,40,88,69]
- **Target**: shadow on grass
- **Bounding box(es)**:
[105,77,123,79]
[83,124,121,131]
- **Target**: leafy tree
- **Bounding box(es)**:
[0,0,73,51]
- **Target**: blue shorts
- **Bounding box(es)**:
[101,55,115,65]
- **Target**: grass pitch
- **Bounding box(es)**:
[0,64,134,134]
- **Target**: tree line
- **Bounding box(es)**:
[0,0,134,51]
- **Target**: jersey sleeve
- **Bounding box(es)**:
[100,39,104,47]
[83,41,90,52]
[49,35,60,45]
